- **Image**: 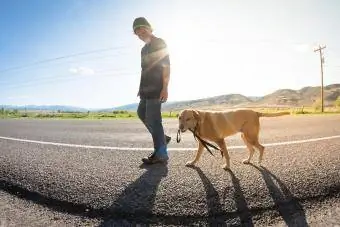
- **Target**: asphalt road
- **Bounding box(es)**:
[1,115,340,226]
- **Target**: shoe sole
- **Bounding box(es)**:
[142,158,168,165]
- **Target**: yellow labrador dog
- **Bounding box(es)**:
[178,109,290,170]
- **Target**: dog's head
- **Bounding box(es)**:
[178,109,200,132]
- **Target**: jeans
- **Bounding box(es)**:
[137,98,167,157]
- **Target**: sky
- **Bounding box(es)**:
[1,0,340,109]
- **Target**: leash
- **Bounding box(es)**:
[176,128,222,156]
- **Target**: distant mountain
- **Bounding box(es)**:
[0,105,88,112]
[247,96,262,102]
[255,84,340,107]
[162,83,340,111]
[162,94,253,111]
[2,84,339,112]
[98,103,139,112]
[112,103,139,111]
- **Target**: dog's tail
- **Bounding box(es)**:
[257,111,290,117]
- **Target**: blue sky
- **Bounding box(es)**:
[1,0,339,109]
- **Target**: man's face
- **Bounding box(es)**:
[134,26,152,43]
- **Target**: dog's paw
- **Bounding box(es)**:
[185,161,195,167]
[242,159,251,164]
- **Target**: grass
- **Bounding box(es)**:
[0,110,179,119]
[0,107,339,120]
[256,106,340,115]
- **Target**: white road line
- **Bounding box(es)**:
[1,135,340,151]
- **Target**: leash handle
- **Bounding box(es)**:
[176,129,181,143]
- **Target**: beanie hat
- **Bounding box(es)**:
[133,17,152,32]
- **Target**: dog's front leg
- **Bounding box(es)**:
[186,141,204,167]
[217,139,230,170]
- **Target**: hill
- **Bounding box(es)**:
[254,84,340,107]
[162,94,253,111]
[162,83,340,111]
[2,84,339,112]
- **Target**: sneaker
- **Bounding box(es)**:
[142,145,169,164]
[165,135,171,145]
[142,155,169,165]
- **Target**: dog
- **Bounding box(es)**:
[178,109,290,170]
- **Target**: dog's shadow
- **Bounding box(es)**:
[99,163,168,226]
[249,164,308,227]
[225,168,254,226]
[189,166,254,226]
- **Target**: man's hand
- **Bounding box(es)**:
[159,88,168,102]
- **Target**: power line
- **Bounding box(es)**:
[3,70,139,90]
[0,45,129,74]
[10,52,128,73]
[0,51,137,86]
[0,66,134,85]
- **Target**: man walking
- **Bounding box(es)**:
[133,17,171,164]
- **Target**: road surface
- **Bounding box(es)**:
[1,115,340,226]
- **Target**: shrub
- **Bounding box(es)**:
[335,96,340,108]
[312,99,322,111]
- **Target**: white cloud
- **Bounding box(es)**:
[69,66,95,75]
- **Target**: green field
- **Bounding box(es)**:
[1,107,340,120]
[0,109,178,119]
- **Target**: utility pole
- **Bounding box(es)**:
[314,45,326,112]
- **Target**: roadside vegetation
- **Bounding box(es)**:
[0,109,177,119]
[1,100,340,120]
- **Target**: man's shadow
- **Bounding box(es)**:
[190,166,253,226]
[99,163,168,226]
[250,164,308,227]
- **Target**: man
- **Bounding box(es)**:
[133,17,171,164]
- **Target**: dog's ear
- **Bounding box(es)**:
[192,109,205,126]
[192,110,200,121]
